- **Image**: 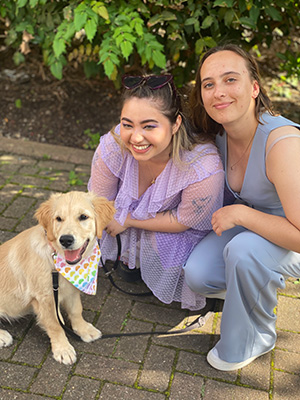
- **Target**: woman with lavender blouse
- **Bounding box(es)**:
[88,74,224,310]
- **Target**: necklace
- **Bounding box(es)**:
[229,131,256,170]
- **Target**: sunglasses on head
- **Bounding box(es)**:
[122,74,174,90]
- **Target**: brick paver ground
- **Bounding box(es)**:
[0,136,299,399]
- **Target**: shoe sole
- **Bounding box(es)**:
[207,346,274,371]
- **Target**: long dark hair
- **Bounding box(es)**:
[190,43,275,137]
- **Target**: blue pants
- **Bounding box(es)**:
[184,227,300,363]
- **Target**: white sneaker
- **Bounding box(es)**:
[207,346,274,371]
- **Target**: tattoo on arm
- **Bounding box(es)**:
[162,209,177,223]
[192,196,212,215]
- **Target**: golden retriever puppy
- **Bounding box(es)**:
[0,191,115,365]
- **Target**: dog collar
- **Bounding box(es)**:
[52,241,101,295]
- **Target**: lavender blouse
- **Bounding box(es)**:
[88,126,224,310]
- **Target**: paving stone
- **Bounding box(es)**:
[96,295,133,333]
[131,302,188,327]
[75,354,138,385]
[274,348,300,374]
[10,175,51,188]
[273,370,300,399]
[139,345,175,391]
[277,296,300,331]
[0,216,18,230]
[37,160,75,171]
[203,380,269,399]
[18,165,40,175]
[12,325,49,366]
[0,362,36,390]
[169,372,204,400]
[63,375,100,400]
[21,187,53,199]
[30,355,73,396]
[276,330,300,352]
[3,197,36,218]
[99,383,165,400]
[0,184,22,203]
[239,350,272,390]
[0,230,16,243]
[113,319,153,362]
[176,350,238,382]
[0,389,45,399]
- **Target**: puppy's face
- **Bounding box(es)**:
[35,191,115,264]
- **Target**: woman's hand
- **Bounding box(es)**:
[105,219,127,237]
[104,214,132,237]
[211,204,246,236]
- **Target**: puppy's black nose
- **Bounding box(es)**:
[59,235,74,248]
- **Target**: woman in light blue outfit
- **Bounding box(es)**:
[184,44,300,371]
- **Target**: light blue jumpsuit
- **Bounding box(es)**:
[184,113,300,363]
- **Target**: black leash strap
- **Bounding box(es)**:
[52,270,82,341]
[101,234,152,297]
[101,301,217,339]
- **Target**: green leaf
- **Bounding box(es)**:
[85,18,97,42]
[184,17,198,26]
[213,0,234,7]
[224,9,235,27]
[201,15,214,29]
[203,36,217,48]
[15,99,22,109]
[94,5,109,20]
[103,59,114,78]
[53,38,66,58]
[50,61,63,80]
[74,11,87,31]
[239,17,256,29]
[265,6,282,21]
[120,41,133,60]
[13,51,25,66]
[17,0,28,8]
[249,6,260,25]
[148,10,177,27]
[195,38,205,55]
[152,50,166,69]
[29,0,39,7]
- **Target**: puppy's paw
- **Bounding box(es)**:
[76,323,102,343]
[52,342,77,365]
[0,329,13,348]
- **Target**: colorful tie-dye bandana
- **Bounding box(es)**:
[53,241,101,295]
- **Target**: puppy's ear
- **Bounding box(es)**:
[93,196,116,238]
[34,197,55,241]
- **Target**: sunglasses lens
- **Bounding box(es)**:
[122,76,144,89]
[146,75,172,89]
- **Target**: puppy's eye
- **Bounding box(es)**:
[56,216,62,222]
[79,214,88,221]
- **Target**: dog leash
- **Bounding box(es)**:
[101,234,152,297]
[52,273,220,341]
[51,235,223,341]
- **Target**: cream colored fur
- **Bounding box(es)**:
[0,191,115,365]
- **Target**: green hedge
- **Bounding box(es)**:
[1,0,299,85]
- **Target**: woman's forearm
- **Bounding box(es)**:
[126,210,189,233]
[236,205,300,252]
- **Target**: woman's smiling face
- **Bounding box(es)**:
[120,96,180,163]
[200,50,259,128]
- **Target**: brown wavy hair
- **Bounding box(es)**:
[190,43,275,138]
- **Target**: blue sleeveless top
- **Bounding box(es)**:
[216,113,300,217]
